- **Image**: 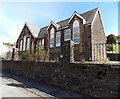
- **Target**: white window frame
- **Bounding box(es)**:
[42,39,44,48]
[23,35,26,51]
[50,28,54,48]
[56,31,61,47]
[73,20,80,44]
[64,29,70,41]
[20,39,23,51]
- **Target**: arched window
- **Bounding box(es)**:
[23,35,26,51]
[26,38,30,49]
[50,28,54,48]
[73,20,80,44]
[20,39,23,51]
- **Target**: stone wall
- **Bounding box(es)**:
[2,60,119,97]
[91,11,107,61]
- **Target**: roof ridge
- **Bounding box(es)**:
[25,22,40,29]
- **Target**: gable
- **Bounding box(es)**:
[68,12,86,24]
[25,22,40,38]
[47,21,60,30]
[91,10,106,43]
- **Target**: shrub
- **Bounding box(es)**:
[21,46,50,61]
[21,49,31,60]
[35,47,49,61]
[5,50,12,60]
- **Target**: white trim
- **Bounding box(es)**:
[47,21,60,30]
[91,8,99,26]
[68,12,86,24]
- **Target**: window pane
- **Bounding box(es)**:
[74,38,79,44]
[50,43,54,47]
[56,37,60,41]
[64,29,70,41]
[74,32,79,38]
[65,35,70,40]
[56,43,60,47]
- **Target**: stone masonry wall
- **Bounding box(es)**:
[91,11,107,61]
[2,60,119,97]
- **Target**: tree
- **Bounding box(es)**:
[106,45,114,51]
[107,34,117,44]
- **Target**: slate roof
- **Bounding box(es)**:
[24,8,98,39]
[25,22,40,38]
[80,7,98,24]
[38,26,48,39]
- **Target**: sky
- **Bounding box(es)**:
[0,1,118,43]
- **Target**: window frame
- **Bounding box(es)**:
[23,35,27,51]
[42,39,44,48]
[20,39,23,51]
[56,31,61,47]
[64,29,70,41]
[26,37,30,49]
[50,28,55,48]
[73,20,80,44]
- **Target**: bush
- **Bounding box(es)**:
[21,49,31,60]
[35,47,49,61]
[21,47,49,61]
[5,50,12,60]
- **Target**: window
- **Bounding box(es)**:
[56,31,61,47]
[50,28,54,48]
[64,29,70,41]
[23,35,26,51]
[38,41,41,49]
[26,38,30,49]
[20,39,23,51]
[42,39,44,48]
[73,20,80,44]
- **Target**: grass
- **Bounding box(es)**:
[107,45,120,53]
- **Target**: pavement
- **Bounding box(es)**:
[0,71,91,99]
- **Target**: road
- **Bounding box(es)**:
[0,71,89,98]
[1,78,40,97]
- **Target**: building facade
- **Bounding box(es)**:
[16,8,107,61]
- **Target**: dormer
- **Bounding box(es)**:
[68,11,86,25]
[47,21,60,30]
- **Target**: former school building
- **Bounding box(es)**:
[16,8,107,61]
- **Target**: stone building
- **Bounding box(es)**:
[16,8,107,61]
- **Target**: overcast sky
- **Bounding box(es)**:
[0,1,118,43]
